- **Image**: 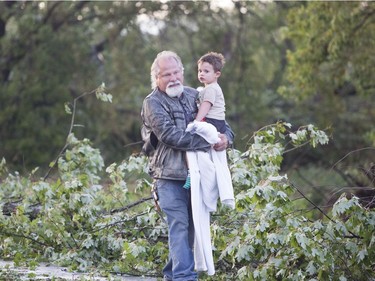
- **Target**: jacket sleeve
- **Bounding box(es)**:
[141,95,211,152]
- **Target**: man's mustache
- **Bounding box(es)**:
[168,82,182,87]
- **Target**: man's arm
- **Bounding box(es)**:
[142,95,211,152]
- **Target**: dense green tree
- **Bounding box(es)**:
[278,2,375,198]
[1,1,98,170]
[281,2,375,99]
[280,2,375,149]
[0,1,161,172]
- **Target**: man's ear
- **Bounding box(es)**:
[216,71,221,78]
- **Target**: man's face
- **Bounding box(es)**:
[157,57,184,97]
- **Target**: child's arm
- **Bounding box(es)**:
[195,101,212,121]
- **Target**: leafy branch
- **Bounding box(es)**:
[43,83,112,181]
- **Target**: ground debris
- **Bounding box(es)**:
[0,260,157,281]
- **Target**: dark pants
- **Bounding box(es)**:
[205,117,226,134]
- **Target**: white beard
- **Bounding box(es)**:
[165,82,183,98]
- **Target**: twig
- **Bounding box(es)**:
[291,182,336,223]
[110,196,153,214]
[283,141,310,154]
[43,89,97,181]
[331,147,375,171]
[291,182,362,239]
[0,230,49,247]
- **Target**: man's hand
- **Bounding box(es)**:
[213,134,229,151]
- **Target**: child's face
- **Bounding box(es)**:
[198,62,220,85]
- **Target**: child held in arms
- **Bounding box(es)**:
[184,51,228,189]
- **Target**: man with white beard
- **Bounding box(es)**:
[141,51,234,281]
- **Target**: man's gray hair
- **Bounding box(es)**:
[150,50,184,89]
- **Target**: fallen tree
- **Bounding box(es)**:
[1,87,374,280]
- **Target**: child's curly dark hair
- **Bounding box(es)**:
[197,52,225,72]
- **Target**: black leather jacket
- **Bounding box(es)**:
[141,86,234,180]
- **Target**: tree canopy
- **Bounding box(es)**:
[0,0,374,206]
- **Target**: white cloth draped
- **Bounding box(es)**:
[186,121,235,276]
